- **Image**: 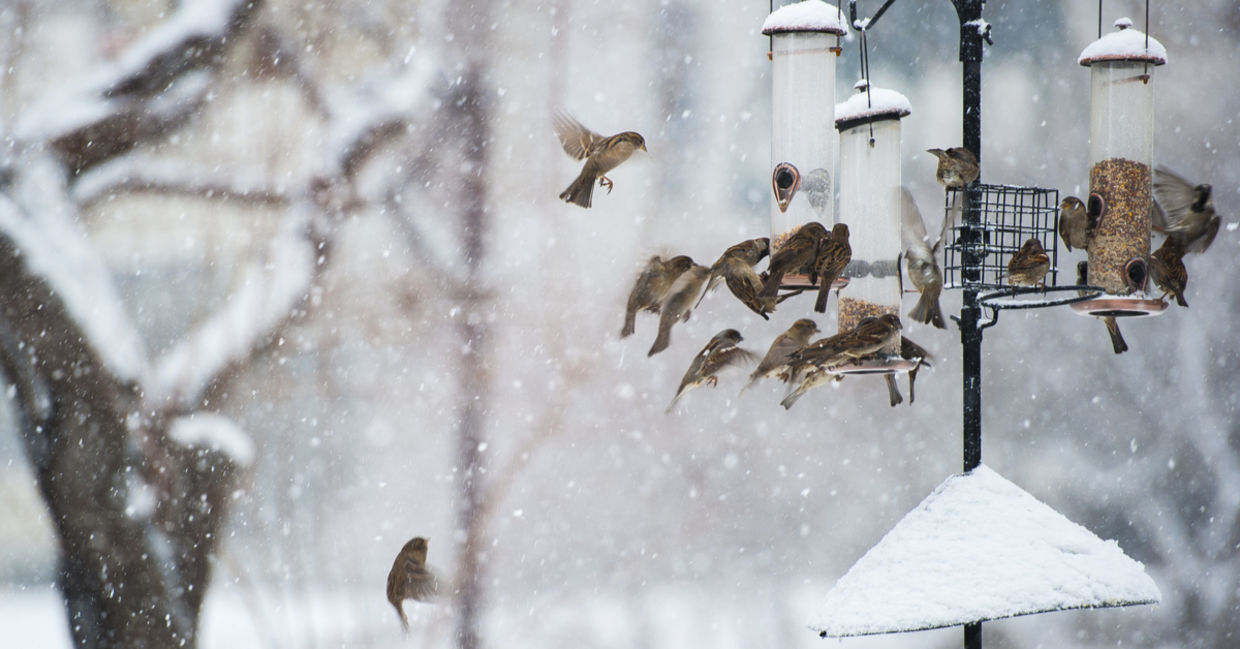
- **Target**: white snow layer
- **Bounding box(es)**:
[1078,18,1167,66]
[809,464,1160,637]
[169,413,256,466]
[835,84,912,124]
[762,1,849,36]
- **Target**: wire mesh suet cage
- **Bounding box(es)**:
[942,183,1060,290]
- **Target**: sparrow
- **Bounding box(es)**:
[666,329,758,413]
[779,366,841,410]
[648,264,711,357]
[759,221,829,297]
[740,318,820,393]
[621,255,695,338]
[1076,261,1127,355]
[1007,238,1051,288]
[802,168,832,220]
[927,147,979,189]
[554,112,647,208]
[1148,237,1188,307]
[1152,166,1220,254]
[899,335,933,404]
[884,374,904,407]
[1058,196,1093,252]
[788,313,903,374]
[901,188,948,329]
[813,223,852,313]
[386,536,439,631]
[719,255,777,319]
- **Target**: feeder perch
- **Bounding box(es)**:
[810,465,1160,638]
[1076,17,1167,313]
[834,81,910,332]
[762,1,848,287]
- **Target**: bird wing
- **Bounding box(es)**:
[553,112,602,160]
[901,187,930,253]
[1152,166,1200,225]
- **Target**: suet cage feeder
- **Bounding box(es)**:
[762,1,848,288]
[1071,17,1168,319]
[834,81,909,331]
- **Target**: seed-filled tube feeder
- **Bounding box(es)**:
[834,82,910,332]
[761,1,847,286]
[1074,17,1167,317]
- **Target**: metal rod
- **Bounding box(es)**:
[965,622,982,649]
[956,0,984,475]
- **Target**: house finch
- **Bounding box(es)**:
[666,329,758,413]
[386,536,439,631]
[554,112,646,208]
[621,255,695,338]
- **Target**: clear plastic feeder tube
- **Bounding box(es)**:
[762,3,847,264]
[1078,18,1166,295]
[834,84,910,332]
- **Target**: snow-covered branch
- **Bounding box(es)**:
[72,154,292,208]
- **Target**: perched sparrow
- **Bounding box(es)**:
[648,264,711,357]
[927,147,979,188]
[699,237,770,302]
[813,223,852,313]
[789,313,903,373]
[900,335,933,404]
[1152,166,1220,254]
[779,366,841,410]
[386,536,439,631]
[666,329,758,413]
[760,221,829,297]
[1077,261,1127,355]
[1007,238,1050,288]
[1058,196,1093,252]
[719,255,777,319]
[1149,237,1188,307]
[901,188,947,329]
[554,112,647,208]
[740,318,820,393]
[621,255,695,338]
[802,168,832,220]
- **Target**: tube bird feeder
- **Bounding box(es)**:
[1073,17,1168,318]
[761,0,848,287]
[834,81,910,332]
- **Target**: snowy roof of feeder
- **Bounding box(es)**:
[1079,17,1167,66]
[762,1,849,36]
[835,82,911,128]
[809,464,1160,638]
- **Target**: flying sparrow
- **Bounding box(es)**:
[740,318,820,393]
[1076,261,1127,355]
[648,264,711,357]
[621,255,695,338]
[1007,238,1050,288]
[554,112,647,208]
[760,221,829,297]
[927,147,979,189]
[1058,196,1093,252]
[666,329,758,413]
[386,536,439,631]
[813,223,852,313]
[901,188,948,329]
[1152,166,1220,254]
[1149,237,1188,307]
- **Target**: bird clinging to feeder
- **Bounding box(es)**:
[741,318,820,393]
[814,223,852,313]
[553,112,647,208]
[1152,166,1220,254]
[1148,237,1188,307]
[927,147,979,189]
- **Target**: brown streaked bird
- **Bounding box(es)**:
[1149,237,1188,307]
[648,264,711,357]
[901,188,948,329]
[927,147,979,189]
[1077,261,1127,355]
[788,313,903,374]
[899,335,933,405]
[759,221,829,297]
[740,318,820,393]
[387,536,439,632]
[719,255,777,319]
[621,255,695,338]
[779,365,841,410]
[813,223,852,313]
[1058,196,1092,252]
[554,112,647,208]
[698,237,771,307]
[1152,166,1220,254]
[666,329,758,413]
[1007,238,1051,288]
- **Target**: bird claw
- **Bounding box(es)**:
[708,376,718,387]
[599,176,615,193]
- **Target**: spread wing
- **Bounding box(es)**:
[553,112,602,160]
[1152,166,1199,226]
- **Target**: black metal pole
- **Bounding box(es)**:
[955,3,985,649]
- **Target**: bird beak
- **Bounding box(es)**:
[639,143,648,153]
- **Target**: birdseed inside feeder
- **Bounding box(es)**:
[762,0,848,287]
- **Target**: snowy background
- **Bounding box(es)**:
[1,1,1238,648]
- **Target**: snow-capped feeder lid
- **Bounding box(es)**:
[762,0,849,36]
[834,80,911,131]
[1078,18,1167,66]
[809,465,1160,637]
